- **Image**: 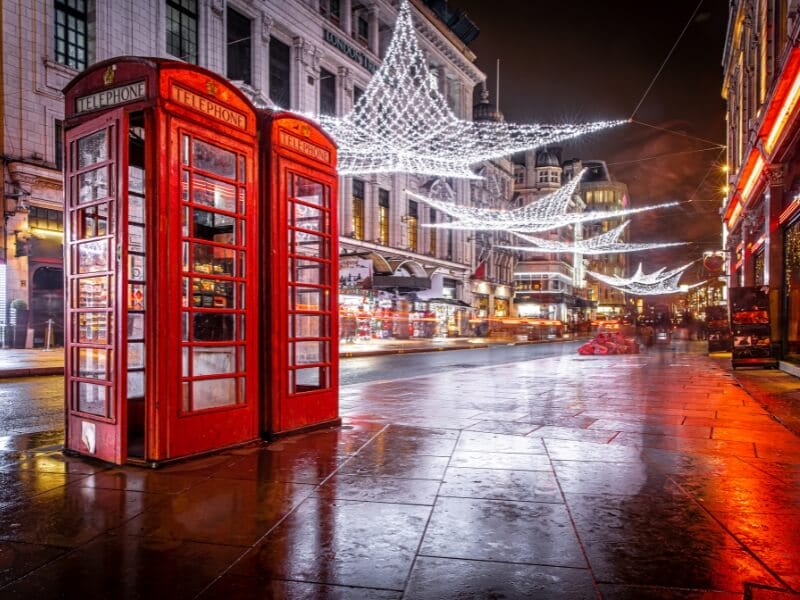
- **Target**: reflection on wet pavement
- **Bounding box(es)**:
[1,345,799,597]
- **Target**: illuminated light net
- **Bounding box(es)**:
[587,262,705,295]
[406,170,678,233]
[496,221,687,255]
[318,1,624,179]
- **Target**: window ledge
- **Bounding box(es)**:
[43,57,80,78]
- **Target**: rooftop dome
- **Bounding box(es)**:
[536,149,560,168]
[473,86,504,122]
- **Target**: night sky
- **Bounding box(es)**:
[452,0,729,276]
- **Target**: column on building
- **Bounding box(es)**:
[293,37,321,113]
[341,0,353,36]
[203,0,226,75]
[392,173,402,249]
[253,12,272,96]
[340,177,354,238]
[337,66,352,116]
[368,3,380,56]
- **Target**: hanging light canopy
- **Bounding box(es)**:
[318,1,624,179]
[587,262,704,295]
[406,170,678,233]
[495,221,687,255]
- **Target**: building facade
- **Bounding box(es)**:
[568,159,630,317]
[722,0,800,366]
[507,152,632,332]
[511,149,585,329]
[1,0,491,346]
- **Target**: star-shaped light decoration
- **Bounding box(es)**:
[495,221,687,255]
[587,262,705,295]
[406,170,678,233]
[318,1,624,179]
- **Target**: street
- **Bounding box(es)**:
[0,341,584,438]
[1,342,799,597]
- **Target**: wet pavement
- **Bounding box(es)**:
[0,343,799,598]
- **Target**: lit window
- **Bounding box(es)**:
[407,200,418,252]
[28,206,64,232]
[351,179,364,240]
[378,189,389,245]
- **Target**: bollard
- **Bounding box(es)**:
[44,319,53,352]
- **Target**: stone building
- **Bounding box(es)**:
[510,148,587,328]
[566,159,630,318]
[0,0,489,345]
[722,0,800,367]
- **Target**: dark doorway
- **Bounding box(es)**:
[31,266,64,347]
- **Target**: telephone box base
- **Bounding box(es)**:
[265,417,342,441]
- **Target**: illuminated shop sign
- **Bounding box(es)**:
[75,81,146,114]
[170,85,247,130]
[323,29,378,74]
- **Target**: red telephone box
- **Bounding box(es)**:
[260,112,340,435]
[63,58,260,465]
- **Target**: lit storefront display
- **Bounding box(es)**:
[784,219,800,362]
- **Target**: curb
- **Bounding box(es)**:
[340,337,585,358]
[341,343,490,358]
[0,367,64,379]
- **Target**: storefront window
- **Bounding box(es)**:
[754,250,764,286]
[785,221,800,361]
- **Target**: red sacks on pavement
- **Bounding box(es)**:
[577,332,640,355]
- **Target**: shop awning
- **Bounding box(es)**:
[371,275,431,293]
[427,297,472,308]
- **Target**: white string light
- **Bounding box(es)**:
[587,262,704,295]
[318,1,624,179]
[496,221,686,255]
[406,170,678,233]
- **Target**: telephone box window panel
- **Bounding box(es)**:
[180,132,250,414]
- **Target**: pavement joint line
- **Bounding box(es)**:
[666,472,795,593]
[189,423,390,599]
[401,425,462,593]
[541,436,602,596]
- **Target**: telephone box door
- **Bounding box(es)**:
[164,117,259,458]
[271,158,339,433]
[65,110,126,464]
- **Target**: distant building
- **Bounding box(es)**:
[511,148,586,328]
[508,152,632,330]
[468,86,515,333]
[565,159,630,317]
